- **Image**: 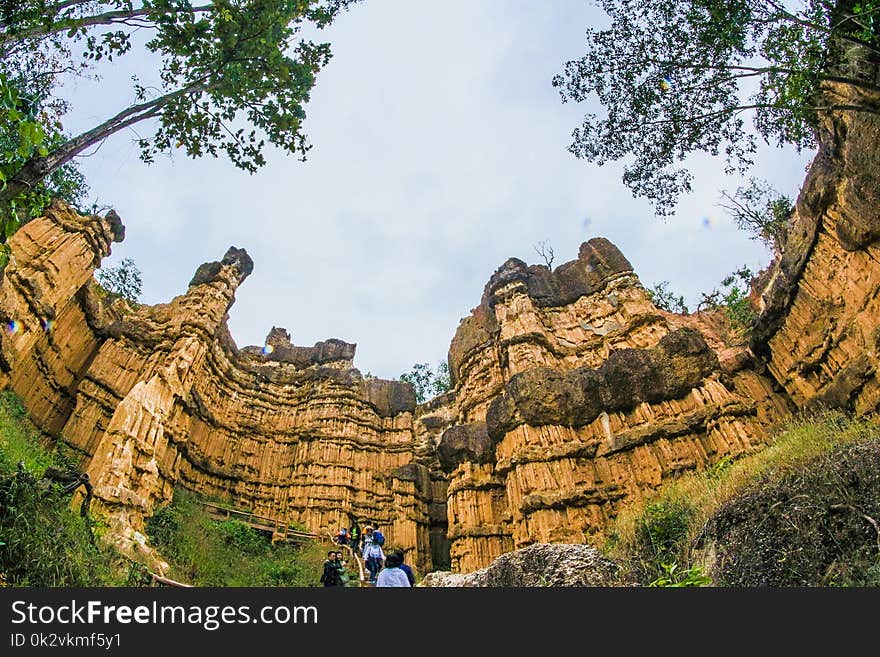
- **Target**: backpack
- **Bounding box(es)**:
[373,530,385,546]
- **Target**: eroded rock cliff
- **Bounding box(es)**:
[2,79,878,576]
[439,240,790,571]
[752,81,880,417]
[0,207,434,572]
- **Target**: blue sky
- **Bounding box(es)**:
[61,1,814,380]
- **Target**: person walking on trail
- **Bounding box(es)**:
[376,551,410,587]
[393,549,416,587]
[372,524,385,547]
[362,528,384,583]
[362,525,373,550]
[349,519,361,556]
[335,527,348,546]
[320,551,342,587]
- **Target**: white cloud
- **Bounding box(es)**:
[74,1,815,379]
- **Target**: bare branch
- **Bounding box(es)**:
[533,240,555,269]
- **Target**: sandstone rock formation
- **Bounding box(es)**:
[752,81,880,418]
[440,240,790,572]
[0,205,802,576]
[0,206,435,572]
[1,80,878,577]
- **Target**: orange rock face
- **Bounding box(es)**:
[0,203,801,575]
[440,242,790,571]
[0,208,436,573]
[2,85,877,576]
[752,82,880,418]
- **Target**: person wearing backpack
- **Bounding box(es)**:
[372,524,385,547]
[349,519,361,556]
[362,528,384,583]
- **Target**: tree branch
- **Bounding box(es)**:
[759,0,880,55]
[0,79,208,204]
[652,60,880,95]
[1,4,214,47]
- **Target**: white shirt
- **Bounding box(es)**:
[376,567,411,587]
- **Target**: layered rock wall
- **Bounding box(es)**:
[0,201,124,436]
[3,81,879,576]
[752,82,880,417]
[440,241,790,571]
[0,210,432,573]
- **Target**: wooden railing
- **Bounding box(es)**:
[326,531,367,586]
[198,501,330,545]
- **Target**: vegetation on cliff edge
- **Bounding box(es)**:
[606,410,880,586]
[0,390,326,587]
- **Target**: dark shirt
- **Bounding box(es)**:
[399,563,415,587]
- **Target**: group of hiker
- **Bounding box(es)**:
[322,519,415,587]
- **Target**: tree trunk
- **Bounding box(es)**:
[0,83,203,206]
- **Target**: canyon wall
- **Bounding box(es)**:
[439,241,790,571]
[0,204,434,574]
[2,81,878,575]
[752,81,880,418]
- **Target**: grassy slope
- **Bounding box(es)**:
[0,391,327,587]
[0,391,127,585]
[145,490,329,587]
[605,410,880,586]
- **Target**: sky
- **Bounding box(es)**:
[59,0,815,381]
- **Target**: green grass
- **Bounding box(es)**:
[605,410,880,586]
[0,390,327,587]
[0,391,56,475]
[0,391,131,586]
[146,489,328,587]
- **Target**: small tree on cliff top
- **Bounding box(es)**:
[554,0,880,216]
[718,177,794,254]
[96,257,142,303]
[400,361,451,404]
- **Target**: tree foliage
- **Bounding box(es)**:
[96,257,142,302]
[554,0,880,215]
[718,177,794,253]
[400,361,451,404]
[0,0,359,207]
[646,280,689,314]
[698,265,757,334]
[646,266,757,334]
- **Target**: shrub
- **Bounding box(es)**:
[0,464,119,585]
[703,439,880,586]
[606,410,880,587]
[648,562,712,587]
[145,490,325,586]
[629,500,697,584]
